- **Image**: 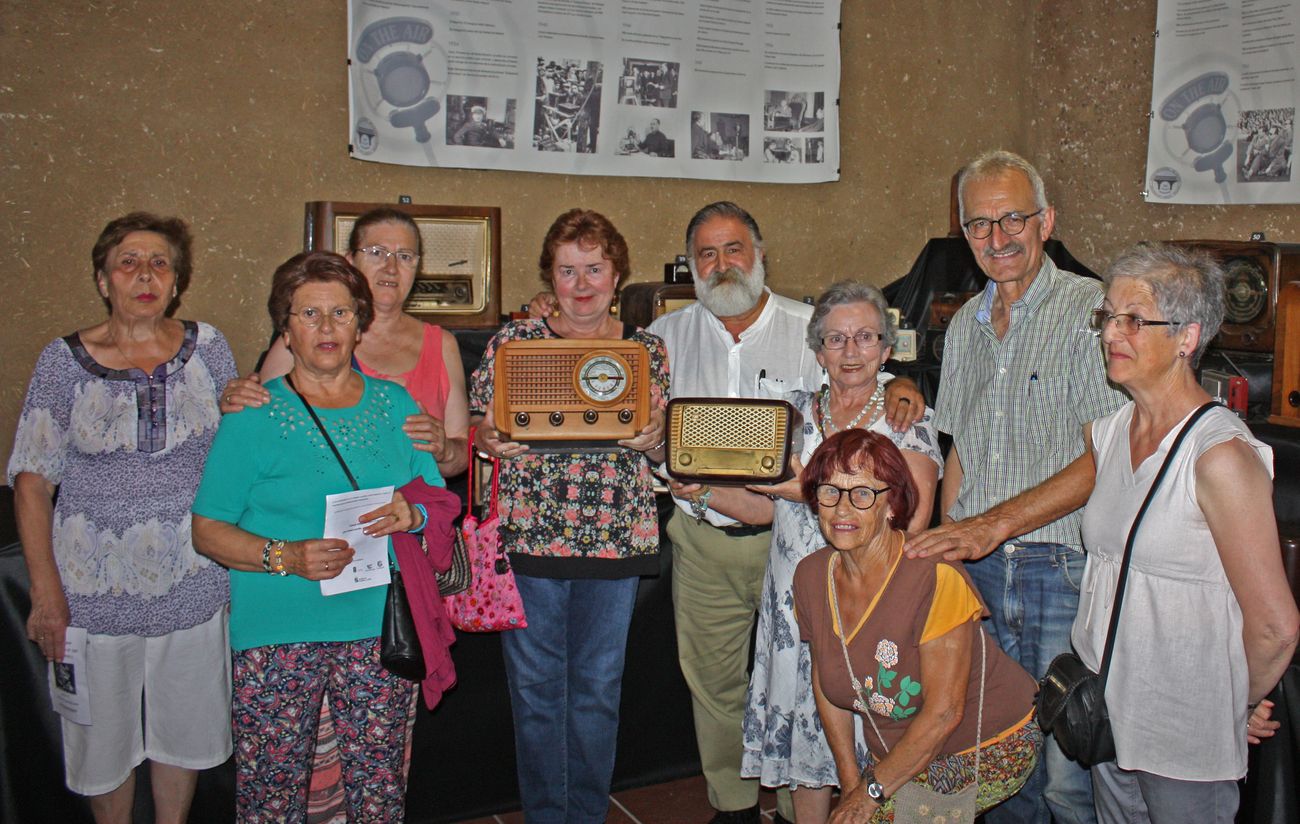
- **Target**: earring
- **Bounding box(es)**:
[1178,351,1187,358]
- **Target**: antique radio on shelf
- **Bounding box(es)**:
[925,291,977,363]
[1166,240,1300,353]
[494,339,650,450]
[1271,281,1300,427]
[620,282,697,329]
[304,201,502,328]
[665,398,797,484]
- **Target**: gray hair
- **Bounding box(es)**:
[685,201,764,255]
[806,281,898,352]
[957,150,1049,223]
[1102,242,1225,367]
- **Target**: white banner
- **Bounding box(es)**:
[1145,0,1299,204]
[347,1,841,184]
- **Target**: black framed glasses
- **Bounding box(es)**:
[288,307,357,328]
[961,209,1043,240]
[1088,309,1182,336]
[821,330,884,350]
[814,483,891,511]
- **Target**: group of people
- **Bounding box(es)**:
[9,147,1300,824]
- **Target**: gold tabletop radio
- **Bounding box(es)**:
[666,398,797,484]
[494,339,650,451]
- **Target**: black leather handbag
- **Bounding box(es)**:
[1037,402,1218,767]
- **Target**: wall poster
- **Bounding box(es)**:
[1145,0,1299,204]
[347,1,841,184]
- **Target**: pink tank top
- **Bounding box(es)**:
[356,323,451,419]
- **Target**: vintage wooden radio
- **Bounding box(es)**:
[494,339,650,450]
[1166,240,1300,353]
[665,398,797,484]
[619,282,697,329]
[1271,281,1300,427]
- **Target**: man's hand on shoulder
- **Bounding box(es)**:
[904,514,1003,562]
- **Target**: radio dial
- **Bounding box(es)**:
[583,410,599,424]
[761,456,775,471]
[576,352,631,403]
[618,409,634,424]
[515,412,531,427]
[549,412,565,427]
[679,453,693,466]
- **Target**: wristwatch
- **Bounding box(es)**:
[861,765,889,803]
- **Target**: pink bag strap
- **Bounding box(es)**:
[466,426,501,521]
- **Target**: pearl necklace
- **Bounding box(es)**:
[821,381,885,434]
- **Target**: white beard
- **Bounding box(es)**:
[692,256,766,317]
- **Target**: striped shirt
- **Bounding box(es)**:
[934,257,1127,548]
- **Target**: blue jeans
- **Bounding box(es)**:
[966,542,1096,824]
[502,574,639,824]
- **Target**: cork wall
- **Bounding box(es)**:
[2,1,1294,469]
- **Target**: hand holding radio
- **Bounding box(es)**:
[474,408,530,460]
[617,405,666,458]
[746,456,806,502]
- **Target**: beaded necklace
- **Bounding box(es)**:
[819,381,885,435]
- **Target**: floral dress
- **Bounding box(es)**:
[740,387,943,788]
[468,319,669,578]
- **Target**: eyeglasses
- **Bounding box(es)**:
[1088,310,1182,336]
[288,307,357,328]
[821,330,884,350]
[814,483,891,511]
[961,209,1043,240]
[356,245,419,269]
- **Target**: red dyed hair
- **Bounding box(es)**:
[800,429,918,526]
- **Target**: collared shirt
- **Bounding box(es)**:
[934,257,1127,547]
[649,288,825,526]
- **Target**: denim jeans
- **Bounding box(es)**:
[965,542,1096,824]
[501,574,639,824]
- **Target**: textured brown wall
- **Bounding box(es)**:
[2,1,1293,470]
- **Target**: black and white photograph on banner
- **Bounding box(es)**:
[763,91,824,132]
[615,113,676,157]
[617,58,679,108]
[763,136,803,163]
[806,136,825,164]
[446,95,516,148]
[533,58,603,153]
[1237,107,1294,183]
[691,111,749,160]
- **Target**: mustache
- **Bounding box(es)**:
[983,241,1023,257]
[710,265,751,285]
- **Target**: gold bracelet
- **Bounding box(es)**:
[271,540,287,576]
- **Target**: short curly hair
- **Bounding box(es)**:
[538,208,632,290]
[267,251,375,336]
[800,429,919,527]
[91,212,193,315]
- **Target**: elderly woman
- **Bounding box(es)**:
[1075,244,1297,820]
[8,213,236,822]
[702,282,942,823]
[908,242,1300,822]
[219,207,471,820]
[471,208,668,823]
[191,251,444,822]
[795,429,1041,823]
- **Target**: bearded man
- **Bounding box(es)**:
[648,201,921,823]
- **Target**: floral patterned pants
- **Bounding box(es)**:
[232,637,415,823]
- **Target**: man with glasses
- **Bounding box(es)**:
[908,151,1126,824]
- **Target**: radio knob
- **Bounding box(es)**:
[761,456,775,471]
[1289,391,1300,409]
[549,412,565,427]
[679,453,692,466]
[584,410,599,424]
[618,409,634,424]
[515,412,530,427]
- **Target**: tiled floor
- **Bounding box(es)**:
[454,774,782,823]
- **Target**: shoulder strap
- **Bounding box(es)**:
[285,373,360,491]
[1097,401,1220,680]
